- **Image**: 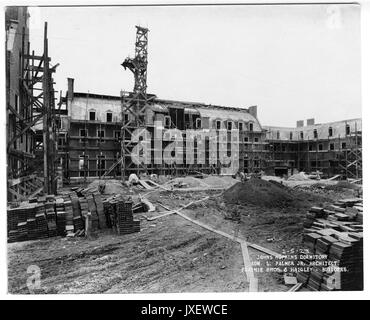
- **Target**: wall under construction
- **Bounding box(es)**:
[58,79,267,180]
[265,118,362,178]
[56,79,362,181]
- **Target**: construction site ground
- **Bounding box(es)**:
[8,176,360,294]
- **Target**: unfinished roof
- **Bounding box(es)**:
[264,118,362,141]
[196,107,262,131]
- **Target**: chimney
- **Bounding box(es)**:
[67,78,74,101]
[307,118,315,126]
[248,105,257,118]
[296,120,304,128]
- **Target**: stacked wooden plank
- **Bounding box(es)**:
[93,192,106,229]
[35,204,49,239]
[71,194,84,232]
[45,199,57,237]
[55,197,66,237]
[7,189,142,242]
[86,194,99,230]
[116,200,140,235]
[298,198,363,291]
[64,199,74,236]
[79,197,89,217]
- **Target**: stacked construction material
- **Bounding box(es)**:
[35,204,48,239]
[17,221,28,242]
[93,192,106,229]
[45,199,57,237]
[299,198,363,291]
[103,200,112,228]
[55,198,66,237]
[8,206,28,242]
[7,207,19,234]
[71,194,84,232]
[8,189,142,243]
[79,197,89,217]
[116,199,140,235]
[86,194,99,230]
[64,199,74,236]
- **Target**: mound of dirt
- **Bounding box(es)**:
[223,178,324,208]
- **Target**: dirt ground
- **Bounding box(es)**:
[8,212,247,294]
[8,177,357,294]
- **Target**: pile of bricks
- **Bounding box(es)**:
[86,194,99,230]
[8,188,142,243]
[103,196,140,235]
[94,192,106,228]
[298,198,363,291]
[45,199,57,237]
[116,200,140,235]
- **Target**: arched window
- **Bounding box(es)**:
[249,122,253,132]
[313,129,318,139]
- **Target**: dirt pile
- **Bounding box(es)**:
[223,178,324,208]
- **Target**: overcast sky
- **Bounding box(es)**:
[28,4,361,127]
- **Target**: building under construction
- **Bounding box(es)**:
[6,6,364,295]
[6,10,362,198]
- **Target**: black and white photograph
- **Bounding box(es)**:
[3,0,367,298]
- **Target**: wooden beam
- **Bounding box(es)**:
[8,187,27,201]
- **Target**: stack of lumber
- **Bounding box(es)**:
[45,199,57,237]
[298,198,363,291]
[55,198,66,236]
[86,194,99,230]
[116,199,140,235]
[35,204,48,239]
[7,188,143,243]
[93,192,106,229]
[102,195,140,235]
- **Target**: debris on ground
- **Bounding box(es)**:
[288,172,309,181]
[223,178,325,208]
[299,198,363,291]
